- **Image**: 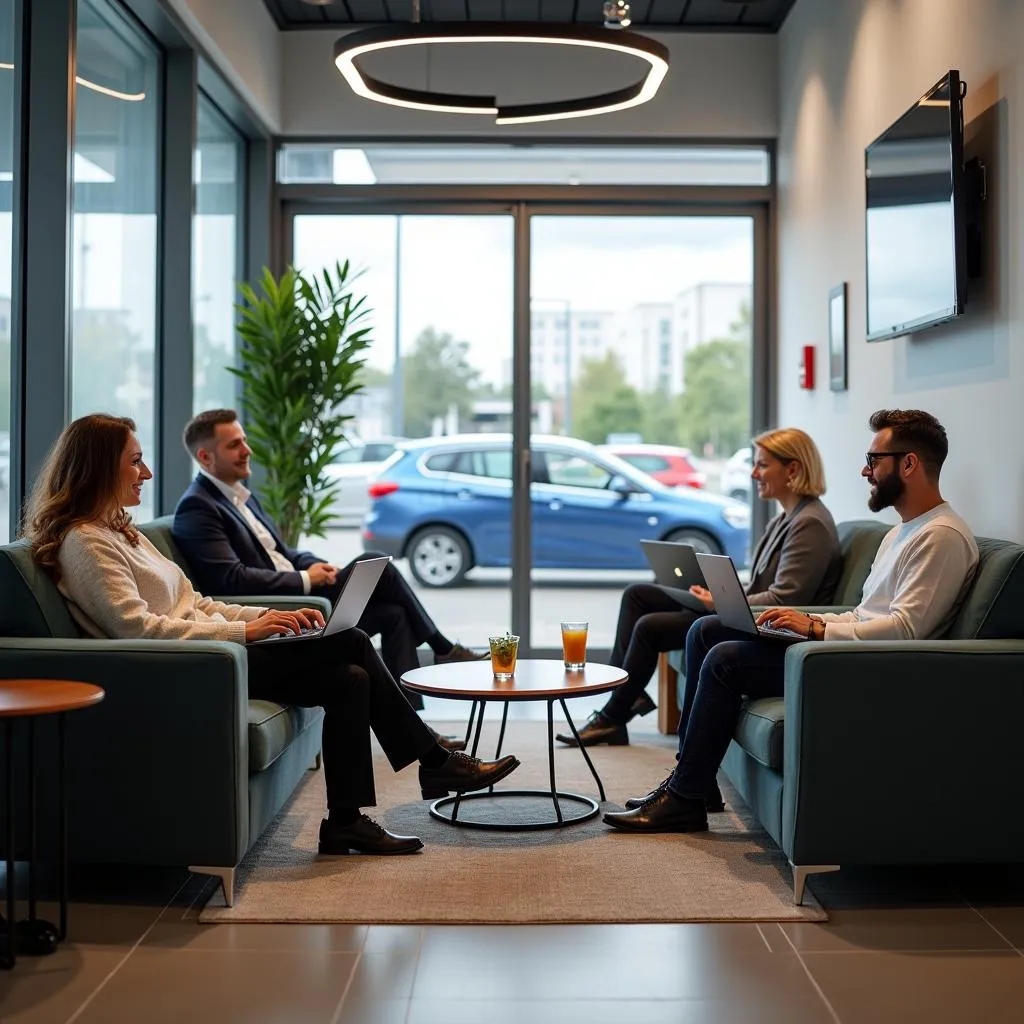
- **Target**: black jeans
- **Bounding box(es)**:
[246,627,435,810]
[602,583,705,723]
[667,615,801,800]
[315,550,439,709]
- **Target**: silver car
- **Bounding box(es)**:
[324,437,407,526]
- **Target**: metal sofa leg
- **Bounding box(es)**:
[790,863,840,905]
[189,865,237,907]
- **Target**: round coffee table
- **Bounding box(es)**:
[401,660,627,830]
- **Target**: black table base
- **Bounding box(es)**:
[433,696,608,832]
[1,714,67,969]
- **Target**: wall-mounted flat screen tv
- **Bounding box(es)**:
[865,70,966,342]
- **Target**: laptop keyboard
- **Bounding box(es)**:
[757,623,805,640]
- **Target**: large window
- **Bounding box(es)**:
[193,93,244,413]
[0,0,16,542]
[70,0,161,520]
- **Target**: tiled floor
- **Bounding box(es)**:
[2,863,1024,1023]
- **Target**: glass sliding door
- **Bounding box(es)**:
[70,0,161,520]
[528,215,754,653]
[291,213,515,643]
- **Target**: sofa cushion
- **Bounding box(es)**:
[947,537,1024,640]
[248,700,324,773]
[137,516,194,575]
[0,540,81,638]
[734,697,785,770]
[833,520,890,606]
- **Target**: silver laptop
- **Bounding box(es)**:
[694,552,806,641]
[640,539,706,590]
[249,556,390,644]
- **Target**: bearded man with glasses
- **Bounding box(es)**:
[605,408,980,835]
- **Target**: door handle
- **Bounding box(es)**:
[548,500,562,511]
[456,490,474,501]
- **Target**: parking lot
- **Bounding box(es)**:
[313,526,650,652]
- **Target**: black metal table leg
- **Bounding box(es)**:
[462,701,477,749]
[558,698,607,802]
[546,701,563,823]
[451,700,488,823]
[490,703,510,793]
[58,714,67,942]
[2,719,15,969]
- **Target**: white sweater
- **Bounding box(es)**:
[821,502,978,641]
[57,522,266,644]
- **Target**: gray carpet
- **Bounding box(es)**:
[201,722,825,923]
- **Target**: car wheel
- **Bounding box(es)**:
[407,526,472,587]
[729,489,748,501]
[664,528,722,555]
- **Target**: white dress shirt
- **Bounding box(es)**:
[199,469,311,594]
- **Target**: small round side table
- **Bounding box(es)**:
[0,680,105,969]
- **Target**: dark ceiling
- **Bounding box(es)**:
[262,0,799,33]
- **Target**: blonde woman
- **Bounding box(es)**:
[558,428,842,784]
[25,414,520,857]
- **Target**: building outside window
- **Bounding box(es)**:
[70,0,161,520]
[193,93,244,413]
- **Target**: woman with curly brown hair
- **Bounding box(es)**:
[25,413,519,857]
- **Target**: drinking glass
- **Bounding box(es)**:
[489,634,519,681]
[560,621,588,671]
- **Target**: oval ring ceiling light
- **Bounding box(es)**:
[333,23,670,125]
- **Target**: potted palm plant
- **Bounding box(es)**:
[232,261,372,546]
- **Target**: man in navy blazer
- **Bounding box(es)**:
[172,410,484,728]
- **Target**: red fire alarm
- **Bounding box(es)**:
[799,345,815,389]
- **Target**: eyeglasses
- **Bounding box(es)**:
[864,451,909,470]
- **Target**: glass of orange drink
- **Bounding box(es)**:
[560,622,588,671]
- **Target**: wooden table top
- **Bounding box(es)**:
[0,680,106,718]
[401,660,628,701]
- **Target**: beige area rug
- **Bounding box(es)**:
[201,722,825,924]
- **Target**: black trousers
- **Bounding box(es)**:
[602,583,705,723]
[246,627,436,810]
[315,550,439,709]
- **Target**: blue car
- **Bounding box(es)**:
[362,434,751,587]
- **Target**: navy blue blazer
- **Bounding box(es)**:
[172,474,322,597]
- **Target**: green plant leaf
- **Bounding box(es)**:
[233,262,373,545]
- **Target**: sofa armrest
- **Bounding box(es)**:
[214,594,332,615]
[781,640,1024,866]
[0,638,251,867]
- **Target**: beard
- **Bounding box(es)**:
[868,472,904,512]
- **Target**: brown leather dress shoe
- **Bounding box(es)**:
[425,723,468,753]
[556,711,629,747]
[625,778,725,813]
[603,789,708,833]
[318,816,423,856]
[435,643,488,664]
[419,751,520,799]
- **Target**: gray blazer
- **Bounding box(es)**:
[743,496,842,606]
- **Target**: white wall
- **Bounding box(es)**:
[281,30,777,138]
[164,0,282,131]
[776,0,1024,540]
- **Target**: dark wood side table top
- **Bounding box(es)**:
[401,660,627,701]
[0,680,106,718]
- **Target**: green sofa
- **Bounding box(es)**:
[0,529,330,906]
[667,519,1024,902]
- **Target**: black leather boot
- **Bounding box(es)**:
[318,816,423,856]
[418,751,520,799]
[555,711,629,747]
[603,789,708,833]
[624,778,725,813]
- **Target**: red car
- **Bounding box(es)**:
[599,444,707,489]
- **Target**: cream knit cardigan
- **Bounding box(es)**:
[57,522,266,644]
